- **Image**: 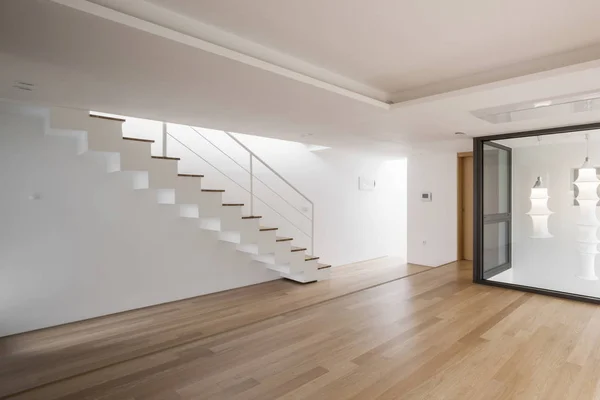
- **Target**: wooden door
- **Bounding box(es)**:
[462,156,474,260]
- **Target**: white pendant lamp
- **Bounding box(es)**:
[575,134,600,280]
[527,177,553,238]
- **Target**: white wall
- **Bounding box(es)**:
[407,153,458,267]
[163,125,408,266]
[0,107,407,336]
[0,109,280,337]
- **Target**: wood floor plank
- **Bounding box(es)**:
[4,260,600,399]
[0,257,427,398]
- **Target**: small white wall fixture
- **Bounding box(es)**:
[575,155,600,281]
[527,177,553,239]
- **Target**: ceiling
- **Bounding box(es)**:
[93,0,600,102]
[2,0,600,156]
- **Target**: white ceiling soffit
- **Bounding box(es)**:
[50,0,390,109]
[52,0,600,109]
[51,0,600,110]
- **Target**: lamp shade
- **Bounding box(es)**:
[575,165,600,280]
[527,183,553,239]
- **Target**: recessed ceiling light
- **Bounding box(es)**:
[455,131,466,135]
[533,100,552,108]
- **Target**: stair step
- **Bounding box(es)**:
[241,216,262,219]
[260,226,278,232]
[89,114,125,122]
[223,203,244,207]
[202,189,225,193]
[122,137,155,143]
[318,263,332,270]
[276,237,293,242]
[178,173,204,178]
[305,256,320,261]
[151,156,181,161]
[291,246,307,252]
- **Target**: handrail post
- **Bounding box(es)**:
[311,205,315,255]
[250,154,254,216]
[162,122,167,156]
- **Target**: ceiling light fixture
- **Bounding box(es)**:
[575,134,600,280]
[527,137,553,239]
[472,89,600,124]
[527,176,553,239]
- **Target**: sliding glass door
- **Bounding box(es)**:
[482,143,511,279]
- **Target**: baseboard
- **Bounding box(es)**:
[334,255,389,268]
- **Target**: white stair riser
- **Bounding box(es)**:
[198,193,224,217]
[219,207,243,232]
[114,142,154,171]
[238,219,262,244]
[49,107,90,131]
[254,229,276,251]
[174,178,204,204]
[274,241,293,264]
[237,229,277,254]
[146,160,178,189]
[290,251,308,271]
[80,121,125,154]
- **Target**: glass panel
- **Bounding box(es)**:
[483,221,509,273]
[487,130,600,298]
[483,144,509,215]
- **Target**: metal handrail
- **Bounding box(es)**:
[222,131,314,205]
[188,127,311,222]
[223,131,315,254]
[219,130,315,254]
[166,130,313,243]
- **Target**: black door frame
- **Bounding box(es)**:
[481,141,512,280]
[473,121,600,304]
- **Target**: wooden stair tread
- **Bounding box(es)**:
[259,226,278,231]
[151,156,181,161]
[123,137,155,143]
[241,216,262,219]
[222,203,244,207]
[201,189,225,192]
[276,237,293,242]
[317,263,332,269]
[305,256,320,261]
[291,246,307,252]
[178,173,204,178]
[89,114,125,122]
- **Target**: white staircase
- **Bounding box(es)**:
[47,108,331,283]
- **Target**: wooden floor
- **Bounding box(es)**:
[0,257,427,399]
[3,260,600,399]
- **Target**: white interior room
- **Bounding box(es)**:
[489,130,600,298]
[4,0,600,335]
